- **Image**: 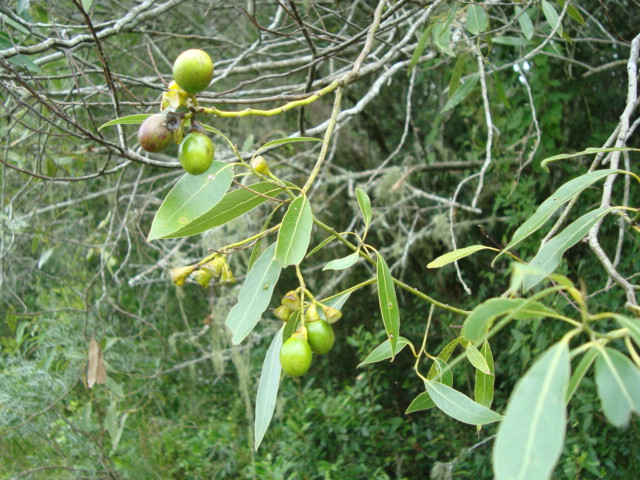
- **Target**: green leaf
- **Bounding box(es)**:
[491,36,531,47]
[376,254,400,357]
[82,0,93,11]
[441,74,479,112]
[276,196,313,267]
[595,347,640,427]
[492,67,511,109]
[566,348,597,403]
[164,182,288,239]
[427,338,461,379]
[466,4,488,35]
[516,6,534,40]
[406,392,434,414]
[323,252,359,271]
[613,315,640,349]
[448,54,467,97]
[147,162,234,241]
[355,188,372,227]
[542,1,562,35]
[556,0,584,25]
[254,327,283,450]
[357,337,412,368]
[98,114,151,131]
[425,380,503,425]
[225,244,282,344]
[256,136,321,154]
[541,147,640,171]
[0,13,30,35]
[466,342,492,375]
[462,298,557,343]
[475,341,495,408]
[431,357,453,386]
[494,342,570,480]
[499,169,621,258]
[408,24,434,74]
[427,245,497,268]
[523,207,613,291]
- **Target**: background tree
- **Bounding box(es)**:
[1,1,639,479]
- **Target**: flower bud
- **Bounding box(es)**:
[170,265,196,286]
[192,269,213,288]
[274,305,292,323]
[251,155,270,175]
[323,306,343,324]
[281,290,300,311]
[202,256,225,279]
[305,304,321,323]
[220,262,236,285]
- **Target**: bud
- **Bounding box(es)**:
[323,305,343,324]
[305,304,321,323]
[292,325,308,341]
[274,305,292,323]
[170,265,196,286]
[202,256,225,278]
[220,262,236,285]
[251,155,270,175]
[281,290,300,311]
[192,269,213,288]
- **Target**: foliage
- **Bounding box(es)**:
[2,1,640,479]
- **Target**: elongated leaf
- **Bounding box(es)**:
[494,342,570,480]
[323,252,359,271]
[595,347,640,427]
[256,136,321,153]
[466,4,488,35]
[425,380,502,425]
[406,392,433,414]
[431,357,453,386]
[147,162,234,240]
[408,24,434,74]
[276,196,313,267]
[500,169,620,258]
[516,6,534,40]
[541,0,562,35]
[427,338,461,379]
[427,245,497,268]
[376,254,400,357]
[98,114,151,130]
[466,342,492,375]
[566,348,597,403]
[82,0,93,11]
[523,207,613,291]
[475,341,495,408]
[556,0,585,25]
[165,182,288,239]
[255,327,283,450]
[225,244,282,344]
[442,74,479,112]
[541,147,640,171]
[356,188,372,227]
[448,54,467,97]
[492,36,530,47]
[357,337,412,368]
[462,298,557,343]
[613,315,640,348]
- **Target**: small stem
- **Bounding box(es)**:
[198,224,281,265]
[319,278,377,303]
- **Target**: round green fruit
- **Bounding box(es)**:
[179,132,214,175]
[172,49,214,94]
[280,337,312,376]
[137,114,173,152]
[306,319,334,354]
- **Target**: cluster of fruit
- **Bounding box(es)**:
[137,49,216,176]
[170,255,235,288]
[275,291,341,377]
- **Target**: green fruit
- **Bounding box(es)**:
[280,337,312,376]
[306,319,334,354]
[172,49,214,94]
[137,114,173,152]
[179,132,214,175]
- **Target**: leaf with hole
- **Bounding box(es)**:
[148,162,234,240]
[225,244,282,344]
[493,342,570,480]
[376,254,400,357]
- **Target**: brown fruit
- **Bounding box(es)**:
[137,114,173,153]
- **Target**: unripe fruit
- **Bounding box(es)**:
[281,290,300,311]
[306,319,335,354]
[202,256,225,278]
[220,263,235,285]
[192,269,212,288]
[170,265,196,286]
[172,49,214,94]
[274,305,292,322]
[251,155,270,175]
[179,132,214,175]
[280,336,313,376]
[137,114,173,152]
